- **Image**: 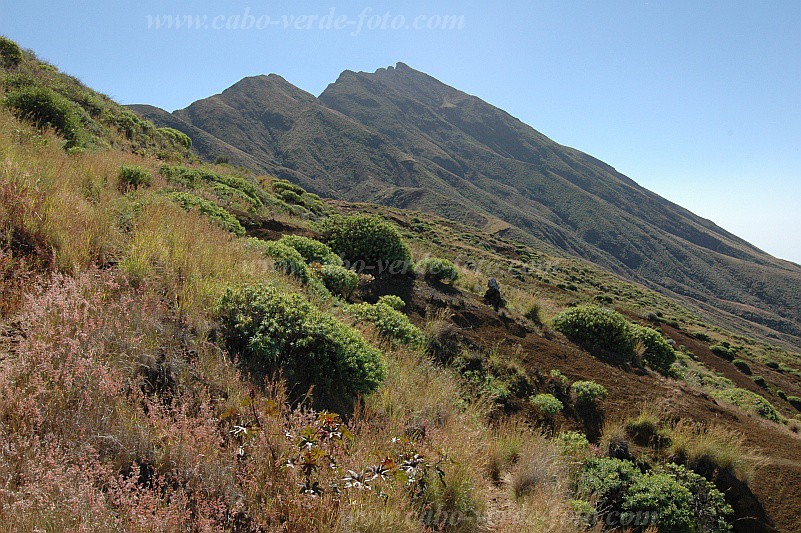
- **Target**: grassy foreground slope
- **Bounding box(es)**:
[3,38,801,532]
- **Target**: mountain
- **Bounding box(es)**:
[129,64,801,347]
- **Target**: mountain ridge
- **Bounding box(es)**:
[129,64,801,347]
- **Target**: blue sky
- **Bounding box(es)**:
[3,1,800,263]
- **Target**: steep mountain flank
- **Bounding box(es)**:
[129,65,801,347]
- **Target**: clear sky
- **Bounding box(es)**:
[2,1,800,263]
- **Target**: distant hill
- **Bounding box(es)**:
[130,64,801,346]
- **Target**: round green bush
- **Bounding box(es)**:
[377,294,405,310]
[216,284,385,402]
[710,344,736,361]
[4,86,83,145]
[318,264,358,298]
[577,457,641,512]
[118,165,152,191]
[578,460,732,532]
[0,37,23,67]
[279,235,343,266]
[751,375,768,389]
[415,257,459,283]
[571,380,608,405]
[318,214,411,274]
[631,324,677,375]
[530,393,563,416]
[348,302,424,346]
[732,359,752,375]
[552,305,635,359]
[621,472,695,531]
[245,238,309,282]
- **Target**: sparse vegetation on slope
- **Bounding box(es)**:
[2,38,800,532]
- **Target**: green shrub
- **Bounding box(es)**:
[530,393,563,417]
[621,472,695,531]
[552,305,634,360]
[578,459,732,532]
[118,165,152,191]
[271,178,305,196]
[157,127,192,149]
[571,380,608,405]
[0,36,23,67]
[631,324,677,375]
[377,294,405,310]
[415,257,459,283]
[577,457,641,512]
[712,388,783,423]
[658,464,732,532]
[245,238,309,282]
[710,344,736,361]
[4,86,83,145]
[788,396,801,411]
[751,375,768,389]
[318,264,358,298]
[279,235,343,266]
[777,390,787,401]
[160,165,263,208]
[548,369,570,398]
[348,302,424,346]
[318,214,411,274]
[167,192,245,236]
[216,284,385,403]
[732,359,752,375]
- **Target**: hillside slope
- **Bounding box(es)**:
[131,65,801,348]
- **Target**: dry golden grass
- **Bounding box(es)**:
[667,419,762,482]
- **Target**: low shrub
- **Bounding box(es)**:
[710,343,736,361]
[4,86,83,145]
[530,393,563,417]
[712,388,783,423]
[216,284,385,404]
[279,235,343,266]
[751,375,768,389]
[245,238,309,282]
[577,458,732,532]
[571,380,608,405]
[788,396,801,411]
[118,165,152,191]
[377,294,405,310]
[415,257,459,283]
[157,127,192,149]
[348,302,424,347]
[552,305,635,360]
[318,214,411,274]
[547,369,570,399]
[630,324,677,375]
[317,263,358,298]
[776,390,787,401]
[577,457,641,512]
[0,36,23,67]
[167,192,245,236]
[732,359,752,375]
[621,471,695,531]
